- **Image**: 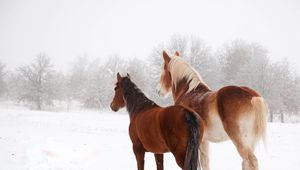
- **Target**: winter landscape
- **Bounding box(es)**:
[1,0,300,170]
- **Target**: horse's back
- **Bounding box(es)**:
[217,85,260,100]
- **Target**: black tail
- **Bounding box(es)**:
[184,110,201,170]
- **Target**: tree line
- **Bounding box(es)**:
[0,35,299,122]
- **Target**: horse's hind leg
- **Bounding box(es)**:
[133,145,145,170]
[223,121,258,170]
[154,154,164,170]
[172,152,185,170]
[235,141,258,170]
[199,140,210,170]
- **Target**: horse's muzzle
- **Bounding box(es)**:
[110,103,118,112]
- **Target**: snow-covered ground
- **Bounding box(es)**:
[0,108,300,170]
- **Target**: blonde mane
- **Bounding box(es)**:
[168,56,210,93]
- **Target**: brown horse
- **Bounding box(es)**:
[157,51,268,170]
[110,73,204,170]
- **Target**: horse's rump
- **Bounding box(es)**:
[216,86,261,119]
[216,85,268,147]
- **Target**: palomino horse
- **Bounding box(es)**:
[110,73,204,170]
[157,51,268,170]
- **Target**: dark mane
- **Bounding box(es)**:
[121,77,157,118]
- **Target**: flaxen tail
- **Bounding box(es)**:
[251,97,268,148]
[184,110,201,170]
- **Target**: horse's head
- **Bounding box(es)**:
[156,50,180,97]
[110,73,130,112]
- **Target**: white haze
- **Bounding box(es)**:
[0,0,300,72]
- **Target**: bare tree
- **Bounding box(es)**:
[167,35,188,57]
[219,40,252,85]
[67,56,89,103]
[81,59,103,108]
[17,53,54,110]
[268,59,300,122]
[68,55,128,109]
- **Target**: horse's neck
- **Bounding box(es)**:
[172,79,189,102]
[172,79,210,104]
[124,89,156,119]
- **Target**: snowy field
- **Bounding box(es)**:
[0,108,300,170]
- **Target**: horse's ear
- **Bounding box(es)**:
[163,50,171,63]
[174,51,180,57]
[126,73,131,79]
[117,72,122,82]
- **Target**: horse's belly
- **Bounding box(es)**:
[204,112,229,143]
[135,120,169,153]
[139,135,169,153]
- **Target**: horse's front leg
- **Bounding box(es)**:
[154,153,164,170]
[133,145,145,170]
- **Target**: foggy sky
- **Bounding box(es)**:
[0,0,299,72]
